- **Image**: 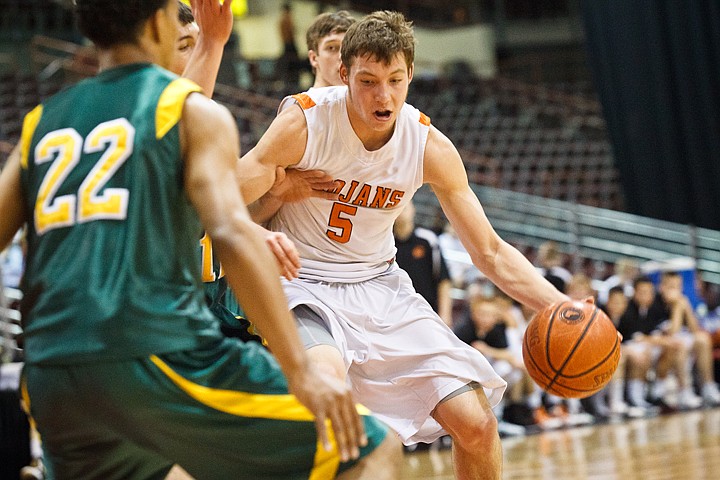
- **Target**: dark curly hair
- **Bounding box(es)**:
[75,0,169,48]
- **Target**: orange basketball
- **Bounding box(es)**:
[522,300,621,398]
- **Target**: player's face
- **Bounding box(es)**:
[309,31,345,87]
[156,0,181,69]
[341,52,413,140]
[169,19,199,76]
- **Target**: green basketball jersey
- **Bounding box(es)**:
[18,63,222,365]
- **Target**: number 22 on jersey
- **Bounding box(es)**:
[33,118,134,235]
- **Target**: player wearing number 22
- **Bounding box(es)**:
[1,0,395,474]
[242,10,568,478]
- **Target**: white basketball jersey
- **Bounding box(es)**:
[271,86,430,282]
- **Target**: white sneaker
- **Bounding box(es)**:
[702,383,720,406]
[564,412,595,427]
[625,406,648,419]
[609,401,628,416]
[678,389,703,410]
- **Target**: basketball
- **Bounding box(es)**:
[522,300,621,398]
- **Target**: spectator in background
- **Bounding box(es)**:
[617,277,696,411]
[600,286,653,418]
[656,271,720,406]
[394,201,453,326]
[598,257,640,305]
[535,241,572,293]
[453,295,535,435]
[438,222,481,288]
[0,230,23,289]
[277,2,302,85]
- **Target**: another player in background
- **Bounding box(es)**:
[305,10,356,89]
[237,11,568,478]
[175,0,336,341]
[250,9,357,226]
[0,0,399,477]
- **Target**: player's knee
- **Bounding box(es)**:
[450,408,499,452]
[695,331,712,349]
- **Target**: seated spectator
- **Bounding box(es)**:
[656,271,720,406]
[597,257,640,305]
[617,276,696,411]
[600,286,652,418]
[453,295,537,435]
[535,241,572,293]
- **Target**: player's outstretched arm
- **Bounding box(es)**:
[424,126,568,312]
[182,0,234,97]
[181,93,365,462]
[0,146,26,252]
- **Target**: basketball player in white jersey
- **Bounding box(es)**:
[238,11,568,478]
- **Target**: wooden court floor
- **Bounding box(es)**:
[400,407,720,479]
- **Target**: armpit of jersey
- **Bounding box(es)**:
[155,78,202,139]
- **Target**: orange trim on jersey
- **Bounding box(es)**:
[292,93,317,110]
[418,112,431,126]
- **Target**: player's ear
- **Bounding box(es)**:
[308,50,319,70]
[340,63,349,85]
[407,63,414,84]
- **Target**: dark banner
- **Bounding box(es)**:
[581,0,720,229]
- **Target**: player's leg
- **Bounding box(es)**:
[294,304,347,380]
[431,385,502,480]
[336,432,403,480]
[293,306,403,479]
[22,365,175,480]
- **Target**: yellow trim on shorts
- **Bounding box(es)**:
[20,105,43,169]
[20,376,39,433]
[150,354,344,477]
[155,78,202,139]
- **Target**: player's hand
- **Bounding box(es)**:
[269,167,340,203]
[191,0,234,46]
[287,367,367,463]
[263,230,301,280]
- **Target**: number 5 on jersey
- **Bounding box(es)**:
[326,202,357,244]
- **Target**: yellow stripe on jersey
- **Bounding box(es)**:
[419,111,431,126]
[155,78,202,139]
[20,105,43,169]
